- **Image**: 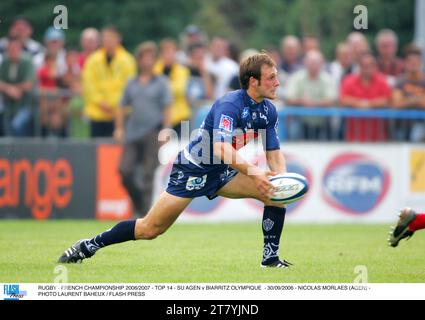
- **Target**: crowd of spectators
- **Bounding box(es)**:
[0,16,424,142]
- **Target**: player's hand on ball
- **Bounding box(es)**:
[250,169,277,201]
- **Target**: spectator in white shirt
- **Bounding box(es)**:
[328,43,355,89]
[285,50,338,140]
[205,36,238,98]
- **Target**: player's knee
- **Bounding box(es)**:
[142,230,159,240]
[135,219,165,240]
[144,226,165,240]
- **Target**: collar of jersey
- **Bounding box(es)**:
[243,90,263,109]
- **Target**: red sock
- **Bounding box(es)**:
[409,213,425,232]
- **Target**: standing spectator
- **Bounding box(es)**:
[340,53,392,142]
[78,28,100,69]
[185,42,214,106]
[375,29,405,142]
[154,38,190,136]
[0,16,43,68]
[277,35,303,100]
[280,35,303,75]
[114,41,172,216]
[205,36,239,99]
[64,49,86,138]
[328,43,355,88]
[37,52,68,137]
[285,50,337,140]
[347,32,370,68]
[302,36,320,55]
[328,43,355,140]
[37,53,58,89]
[265,46,282,67]
[375,29,404,86]
[36,27,68,78]
[0,37,35,137]
[83,26,136,137]
[392,46,425,141]
[177,25,206,65]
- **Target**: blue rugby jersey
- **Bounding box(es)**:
[179,89,280,168]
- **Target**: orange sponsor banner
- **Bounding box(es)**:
[0,158,73,220]
[96,145,133,220]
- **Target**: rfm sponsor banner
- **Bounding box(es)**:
[2,283,425,300]
[0,141,131,220]
[154,142,403,223]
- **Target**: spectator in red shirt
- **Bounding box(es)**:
[37,53,58,89]
[340,52,392,142]
[37,53,68,137]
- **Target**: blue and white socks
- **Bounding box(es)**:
[262,206,286,265]
[80,220,136,257]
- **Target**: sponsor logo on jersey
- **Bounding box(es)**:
[186,175,208,191]
[218,115,234,132]
[241,107,249,119]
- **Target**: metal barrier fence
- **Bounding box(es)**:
[1,88,85,139]
[3,95,425,142]
[279,107,425,142]
[193,106,425,143]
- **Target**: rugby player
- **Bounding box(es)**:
[59,53,292,268]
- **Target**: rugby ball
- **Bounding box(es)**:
[269,172,309,204]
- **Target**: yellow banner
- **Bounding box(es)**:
[410,150,425,192]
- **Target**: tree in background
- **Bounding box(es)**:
[0,0,414,58]
[0,0,200,50]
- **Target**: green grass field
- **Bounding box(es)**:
[0,220,424,283]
